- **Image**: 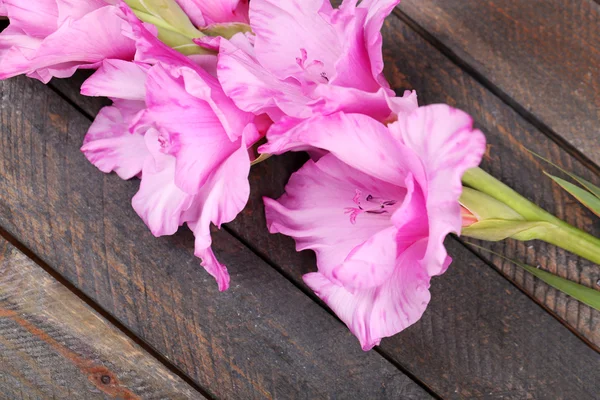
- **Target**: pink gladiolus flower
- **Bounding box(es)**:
[0,0,135,83]
[81,48,265,290]
[214,0,416,136]
[262,105,486,349]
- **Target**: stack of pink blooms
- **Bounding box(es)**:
[0,0,486,350]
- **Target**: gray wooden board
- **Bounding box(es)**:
[0,235,204,399]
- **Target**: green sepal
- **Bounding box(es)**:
[124,0,203,39]
[202,23,252,40]
[462,219,553,241]
[459,187,524,221]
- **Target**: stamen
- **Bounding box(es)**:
[345,190,398,223]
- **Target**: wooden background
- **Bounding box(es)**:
[0,1,599,398]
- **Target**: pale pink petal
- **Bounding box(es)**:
[185,126,255,292]
[81,59,149,101]
[1,0,58,37]
[311,85,395,122]
[195,247,230,292]
[184,126,253,248]
[304,240,431,350]
[4,6,136,83]
[386,90,418,123]
[132,130,195,237]
[175,0,207,27]
[390,104,486,276]
[264,154,403,281]
[250,0,341,80]
[141,64,249,193]
[329,2,381,92]
[56,0,108,25]
[81,100,148,180]
[0,28,42,79]
[177,0,249,25]
[359,0,401,89]
[216,35,310,120]
[260,112,420,185]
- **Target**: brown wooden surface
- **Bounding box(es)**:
[0,236,203,399]
[397,0,600,168]
[0,76,430,399]
[0,3,599,399]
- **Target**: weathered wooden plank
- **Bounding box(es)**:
[42,13,600,400]
[0,236,204,399]
[0,76,431,400]
[397,0,600,167]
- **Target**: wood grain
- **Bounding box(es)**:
[0,236,203,399]
[397,0,600,167]
[0,76,431,400]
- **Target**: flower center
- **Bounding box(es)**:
[344,189,398,224]
[296,48,329,84]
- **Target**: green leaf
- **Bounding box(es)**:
[545,173,600,217]
[527,149,600,199]
[466,243,600,311]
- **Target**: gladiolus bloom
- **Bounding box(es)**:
[262,105,486,349]
[213,0,417,138]
[0,0,135,82]
[80,19,266,290]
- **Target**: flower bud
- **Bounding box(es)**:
[124,0,203,39]
[459,187,554,241]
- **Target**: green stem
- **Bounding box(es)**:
[538,224,600,265]
[463,167,600,264]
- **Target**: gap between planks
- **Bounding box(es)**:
[390,8,600,177]
[0,225,217,400]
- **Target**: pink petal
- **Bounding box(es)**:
[250,0,341,80]
[131,130,195,237]
[359,0,401,89]
[81,100,148,180]
[311,85,396,122]
[1,0,58,37]
[264,154,402,281]
[177,0,249,25]
[195,247,230,292]
[216,35,310,120]
[56,0,108,25]
[141,64,251,193]
[81,59,149,101]
[390,104,486,276]
[185,126,255,292]
[260,112,419,185]
[1,6,135,83]
[304,240,431,351]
